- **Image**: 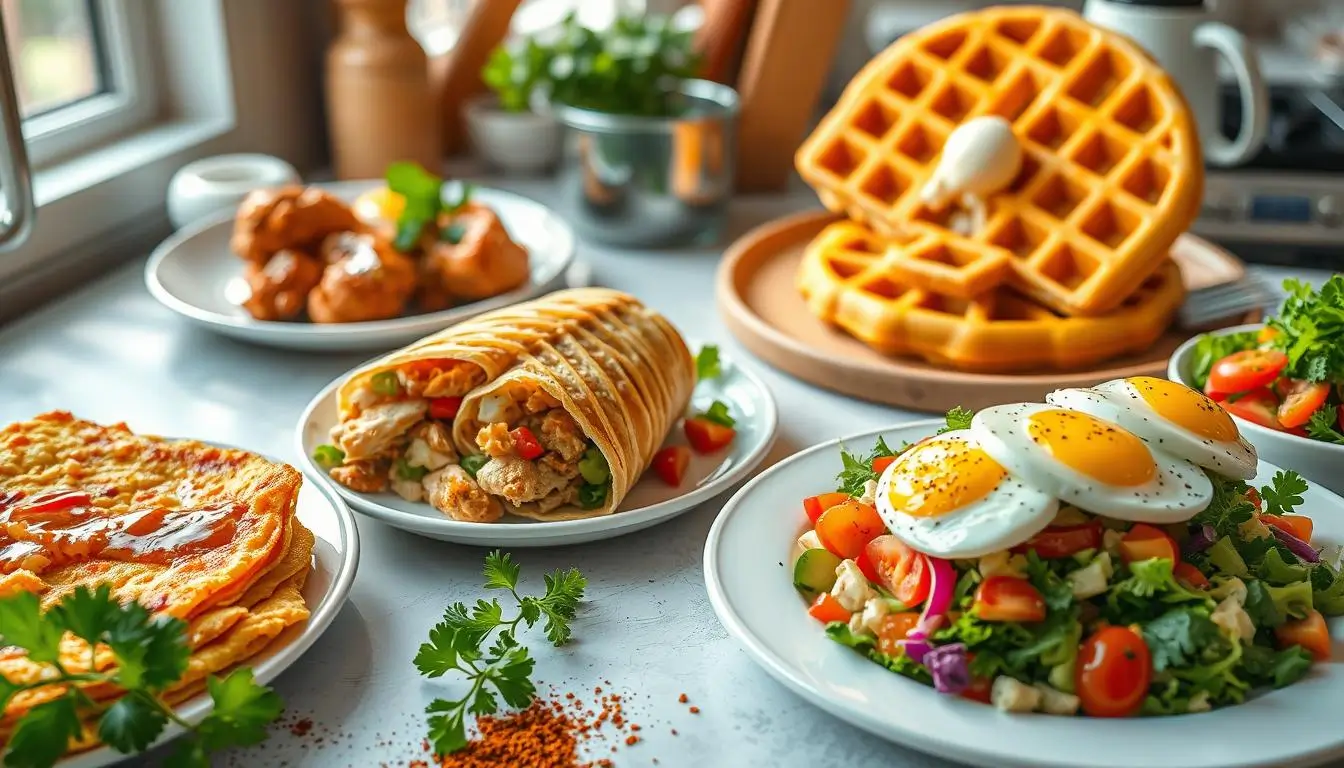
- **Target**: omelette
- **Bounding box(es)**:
[0,412,314,754]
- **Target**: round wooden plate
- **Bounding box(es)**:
[716,210,1256,413]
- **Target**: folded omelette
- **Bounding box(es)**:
[324,288,694,521]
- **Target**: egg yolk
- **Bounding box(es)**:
[1026,409,1156,487]
[1126,376,1238,442]
[886,437,1005,518]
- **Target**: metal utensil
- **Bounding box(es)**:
[1178,272,1277,329]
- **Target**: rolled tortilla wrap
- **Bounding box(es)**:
[452,296,694,520]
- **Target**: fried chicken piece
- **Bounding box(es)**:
[330,459,387,493]
[477,423,514,459]
[240,249,323,321]
[398,361,486,399]
[524,390,562,414]
[329,400,427,461]
[232,187,362,264]
[475,454,577,504]
[414,257,454,313]
[538,410,587,462]
[307,232,418,323]
[425,465,503,522]
[426,204,530,301]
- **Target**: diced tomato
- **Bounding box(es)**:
[1014,520,1103,559]
[1262,513,1313,543]
[12,490,91,517]
[651,446,690,486]
[1276,610,1331,661]
[815,500,886,560]
[1173,562,1210,590]
[1277,379,1331,429]
[1246,486,1262,510]
[864,535,931,606]
[1208,349,1289,393]
[510,426,544,460]
[874,612,922,657]
[1222,388,1285,431]
[684,417,735,453]
[855,548,881,584]
[808,593,851,624]
[803,492,851,524]
[1076,626,1152,717]
[973,576,1046,622]
[960,673,993,704]
[872,455,897,474]
[1118,524,1179,564]
[428,396,463,420]
[1203,378,1230,402]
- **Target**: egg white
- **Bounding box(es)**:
[970,403,1214,523]
[874,429,1059,559]
[1048,378,1257,480]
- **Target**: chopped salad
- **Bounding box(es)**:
[793,408,1343,717]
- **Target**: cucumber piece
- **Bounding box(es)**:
[1048,658,1076,693]
[794,548,843,598]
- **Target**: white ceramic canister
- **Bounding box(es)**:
[166,154,301,230]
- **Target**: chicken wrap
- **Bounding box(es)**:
[450,298,694,520]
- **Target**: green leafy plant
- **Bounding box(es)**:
[482,12,701,118]
[414,552,586,755]
[0,585,281,768]
[385,162,473,253]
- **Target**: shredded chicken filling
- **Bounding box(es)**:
[472,397,609,514]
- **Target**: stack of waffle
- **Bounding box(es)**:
[794,5,1205,373]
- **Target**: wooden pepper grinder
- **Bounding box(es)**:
[326,0,441,179]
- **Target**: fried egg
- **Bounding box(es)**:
[874,429,1058,559]
[1046,376,1257,480]
[970,403,1213,523]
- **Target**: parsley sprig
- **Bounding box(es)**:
[1306,405,1344,445]
[415,552,586,756]
[1269,276,1344,383]
[0,585,281,768]
[385,162,474,253]
[695,345,721,381]
[834,407,974,496]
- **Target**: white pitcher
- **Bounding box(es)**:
[1083,0,1269,167]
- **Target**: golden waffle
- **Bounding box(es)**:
[798,221,1187,372]
[795,5,1202,316]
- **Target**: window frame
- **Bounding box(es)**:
[17,0,159,169]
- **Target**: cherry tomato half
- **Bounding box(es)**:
[1208,349,1289,394]
[874,612,923,657]
[1118,523,1179,565]
[1222,388,1285,431]
[684,417,736,453]
[651,446,690,487]
[1275,610,1331,661]
[815,500,886,560]
[1173,562,1210,590]
[802,492,851,525]
[973,576,1046,623]
[1014,520,1103,559]
[872,455,897,474]
[1277,379,1331,429]
[1077,625,1152,717]
[1262,513,1313,543]
[864,535,931,606]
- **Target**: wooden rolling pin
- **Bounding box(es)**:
[694,0,757,85]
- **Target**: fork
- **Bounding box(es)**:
[1178,273,1278,330]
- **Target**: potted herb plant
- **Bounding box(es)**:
[467,36,564,175]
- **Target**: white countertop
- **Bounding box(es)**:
[0,178,1334,768]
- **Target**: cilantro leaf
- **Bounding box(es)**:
[98,691,168,754]
[105,604,189,691]
[1243,579,1285,628]
[477,642,536,710]
[939,406,974,434]
[1023,552,1074,612]
[1307,405,1344,445]
[1242,643,1313,688]
[0,592,65,666]
[699,401,736,428]
[436,600,505,652]
[1268,275,1344,383]
[696,345,722,380]
[835,436,903,496]
[520,568,586,646]
[1192,470,1256,539]
[415,622,462,678]
[162,740,210,768]
[426,699,469,756]
[192,668,284,752]
[5,697,83,768]
[483,550,521,592]
[53,584,117,649]
[1141,609,1222,672]
[1261,471,1309,517]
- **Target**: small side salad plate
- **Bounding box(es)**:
[705,421,1344,768]
[295,349,777,547]
[145,181,575,353]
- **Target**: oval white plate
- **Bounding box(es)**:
[63,446,360,768]
[145,181,575,352]
[294,350,778,547]
[705,421,1344,768]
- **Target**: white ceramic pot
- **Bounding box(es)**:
[1169,324,1344,495]
[463,94,563,175]
[166,154,301,230]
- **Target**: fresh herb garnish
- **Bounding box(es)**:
[0,586,281,768]
[1268,276,1344,383]
[415,552,585,755]
[1306,405,1344,445]
[1261,470,1309,517]
[695,345,722,381]
[699,401,735,428]
[460,453,490,479]
[938,406,974,434]
[836,436,901,497]
[312,444,345,470]
[385,163,474,252]
[577,481,609,510]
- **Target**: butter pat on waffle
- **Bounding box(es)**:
[795,5,1203,317]
[798,221,1187,372]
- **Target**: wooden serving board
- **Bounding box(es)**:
[715,210,1257,413]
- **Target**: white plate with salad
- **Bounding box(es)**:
[706,375,1344,768]
[297,345,778,547]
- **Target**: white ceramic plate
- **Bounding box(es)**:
[1170,323,1344,496]
[705,421,1344,768]
[63,446,360,768]
[145,181,575,352]
[294,350,778,547]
